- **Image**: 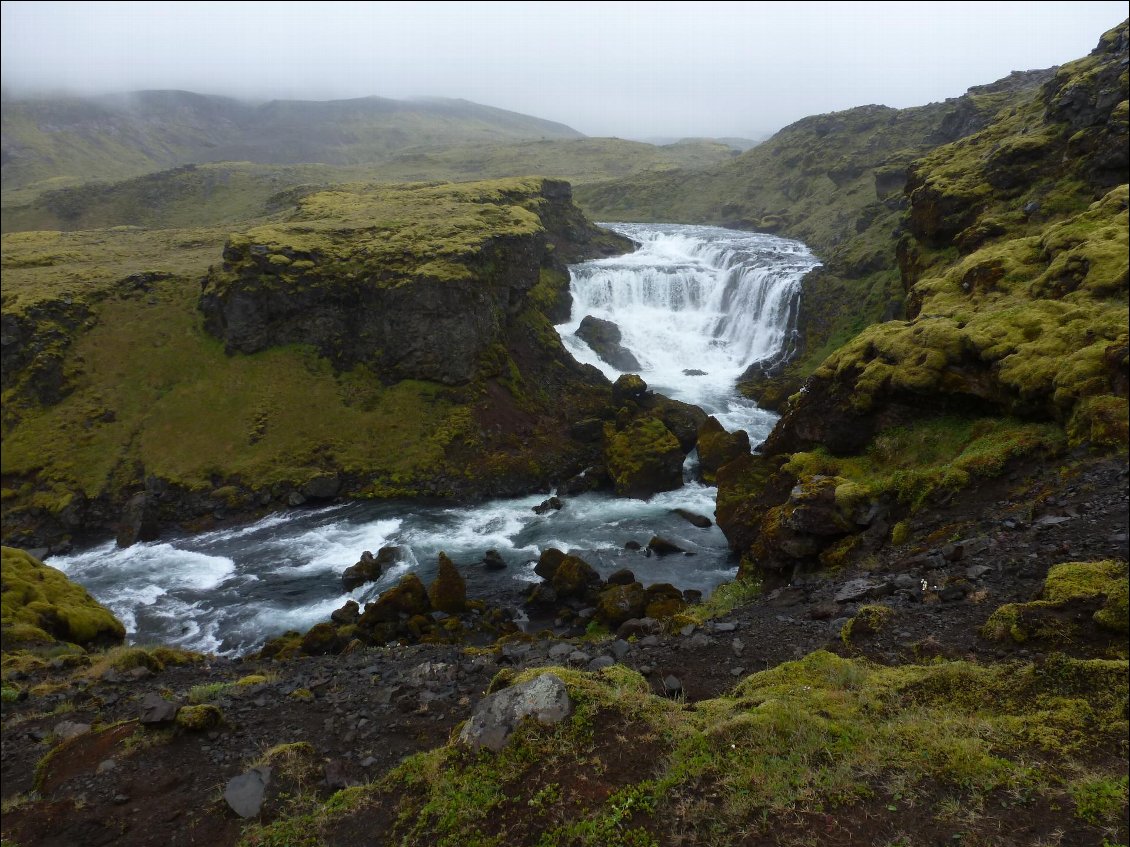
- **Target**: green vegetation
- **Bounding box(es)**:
[1,140,740,234]
[2,177,623,545]
[784,415,1065,513]
[0,547,124,648]
[982,560,1129,646]
[243,652,1129,845]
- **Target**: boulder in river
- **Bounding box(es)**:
[342,546,403,591]
[673,508,713,528]
[604,418,684,498]
[575,315,642,372]
[648,536,687,556]
[482,549,508,570]
[428,553,467,613]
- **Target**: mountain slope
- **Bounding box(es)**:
[713,21,1128,573]
[0,90,583,192]
[0,138,740,234]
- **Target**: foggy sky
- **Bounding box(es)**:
[2,1,1126,139]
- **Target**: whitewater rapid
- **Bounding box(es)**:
[561,223,819,438]
[49,224,818,656]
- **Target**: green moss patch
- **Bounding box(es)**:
[0,546,124,648]
[244,651,1128,845]
[982,560,1129,646]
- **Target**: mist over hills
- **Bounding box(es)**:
[0,89,585,191]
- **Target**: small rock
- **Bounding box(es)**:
[224,766,271,818]
[532,497,563,515]
[672,509,712,529]
[730,667,744,677]
[609,640,631,660]
[606,568,636,586]
[482,550,508,570]
[834,579,891,603]
[679,623,695,637]
[711,621,737,633]
[53,721,91,740]
[548,642,573,660]
[97,759,117,774]
[323,759,354,790]
[360,756,378,768]
[965,565,993,580]
[648,536,687,556]
[567,650,591,665]
[662,675,683,696]
[588,656,615,671]
[892,574,918,590]
[624,540,642,551]
[139,693,179,725]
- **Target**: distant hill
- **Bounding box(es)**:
[0,138,741,233]
[0,90,583,191]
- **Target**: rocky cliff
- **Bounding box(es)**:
[0,178,634,550]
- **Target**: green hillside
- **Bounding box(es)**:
[0,178,631,547]
[0,138,739,234]
[0,90,583,193]
[713,21,1128,572]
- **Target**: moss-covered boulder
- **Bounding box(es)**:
[696,416,751,483]
[358,573,431,627]
[550,555,601,600]
[982,560,1129,645]
[0,547,125,648]
[595,582,647,627]
[175,704,223,732]
[603,418,685,498]
[611,373,648,406]
[299,622,342,656]
[643,583,687,619]
[428,553,467,614]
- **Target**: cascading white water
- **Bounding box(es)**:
[559,223,820,439]
[49,223,820,656]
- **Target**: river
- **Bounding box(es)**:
[49,223,819,656]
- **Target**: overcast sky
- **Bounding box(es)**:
[2,1,1126,138]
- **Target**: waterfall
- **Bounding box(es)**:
[558,223,820,438]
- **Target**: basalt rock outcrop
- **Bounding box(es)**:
[1,178,634,550]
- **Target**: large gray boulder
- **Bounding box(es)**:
[458,673,572,752]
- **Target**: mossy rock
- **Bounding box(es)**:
[603,418,685,498]
[427,553,467,614]
[550,555,601,600]
[534,548,567,581]
[1,547,125,649]
[981,560,1129,644]
[696,417,751,484]
[595,582,646,627]
[300,622,342,656]
[841,604,894,644]
[359,573,432,627]
[611,373,647,406]
[175,704,223,732]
